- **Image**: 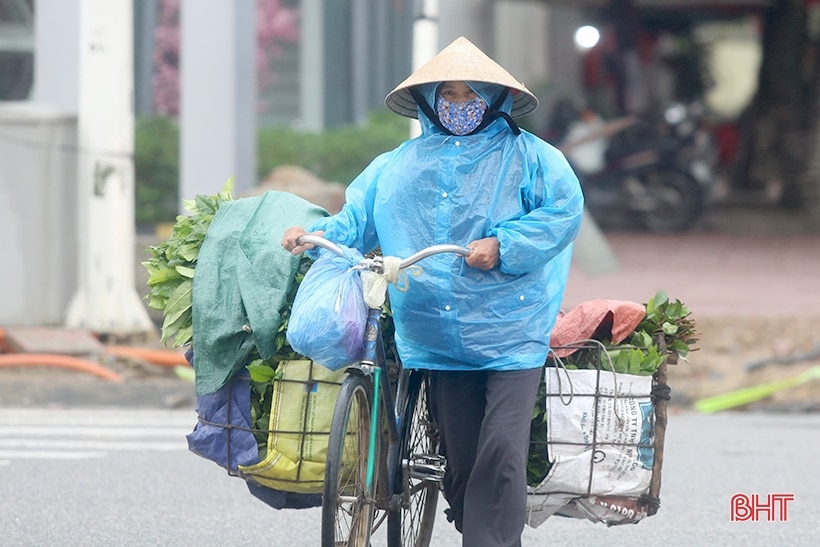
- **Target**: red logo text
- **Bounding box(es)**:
[730,493,794,522]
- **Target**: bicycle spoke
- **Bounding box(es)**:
[388,372,440,547]
[323,375,378,547]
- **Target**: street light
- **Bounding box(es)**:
[574,25,600,50]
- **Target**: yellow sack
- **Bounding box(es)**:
[238,359,346,493]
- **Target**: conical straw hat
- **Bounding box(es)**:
[385,36,538,119]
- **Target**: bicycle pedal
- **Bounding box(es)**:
[406,454,446,482]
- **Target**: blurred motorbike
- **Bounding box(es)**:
[550,100,717,233]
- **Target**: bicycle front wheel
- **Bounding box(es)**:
[387,371,440,547]
[322,373,377,547]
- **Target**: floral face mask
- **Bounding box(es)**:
[436,95,488,135]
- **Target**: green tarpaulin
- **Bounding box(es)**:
[191,190,328,395]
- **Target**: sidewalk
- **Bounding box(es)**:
[562,205,820,319]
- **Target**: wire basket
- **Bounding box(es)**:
[187,357,345,508]
[527,339,672,527]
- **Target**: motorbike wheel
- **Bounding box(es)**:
[629,168,705,233]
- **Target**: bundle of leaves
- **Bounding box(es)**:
[528,372,551,487]
[143,179,235,347]
[636,290,699,364]
[556,290,698,376]
[142,180,305,454]
[144,186,401,456]
[527,290,699,487]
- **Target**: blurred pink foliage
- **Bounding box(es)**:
[152,0,180,116]
[152,0,300,116]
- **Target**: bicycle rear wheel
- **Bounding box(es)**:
[387,371,440,547]
[322,373,377,547]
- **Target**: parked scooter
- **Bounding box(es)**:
[643,100,719,198]
[549,100,716,233]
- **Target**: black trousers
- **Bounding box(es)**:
[429,367,542,547]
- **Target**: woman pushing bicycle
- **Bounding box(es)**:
[282,36,584,547]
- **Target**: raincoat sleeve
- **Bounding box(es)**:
[489,139,584,276]
[308,150,398,254]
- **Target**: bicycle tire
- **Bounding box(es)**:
[322,373,378,547]
[386,371,440,547]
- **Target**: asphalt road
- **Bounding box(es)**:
[1,204,818,545]
[1,408,818,546]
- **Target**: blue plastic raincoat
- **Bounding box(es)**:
[311,82,584,371]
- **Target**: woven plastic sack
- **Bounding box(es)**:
[527,365,655,527]
[286,248,367,370]
[238,360,345,493]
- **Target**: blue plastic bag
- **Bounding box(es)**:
[286,248,368,370]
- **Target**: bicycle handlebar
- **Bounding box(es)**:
[296,234,472,270]
[297,234,347,257]
[399,244,473,268]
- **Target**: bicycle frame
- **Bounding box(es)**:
[297,234,470,545]
[358,304,400,497]
[355,303,435,519]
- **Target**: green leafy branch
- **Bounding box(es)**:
[560,290,700,376]
[142,179,234,347]
[633,289,699,365]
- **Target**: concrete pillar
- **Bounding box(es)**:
[408,0,439,138]
[180,0,256,198]
[0,105,78,326]
[545,6,586,101]
[351,0,370,124]
[66,0,154,334]
[300,0,352,130]
[437,0,493,51]
[494,2,550,87]
[494,1,561,132]
[32,0,80,112]
[300,0,323,131]
[134,0,158,116]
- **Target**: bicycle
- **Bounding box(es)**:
[296,234,472,547]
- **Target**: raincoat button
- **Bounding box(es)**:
[454,141,461,147]
[445,305,451,311]
[442,192,448,198]
[519,295,525,301]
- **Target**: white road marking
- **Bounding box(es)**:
[0,439,186,451]
[0,426,186,437]
[0,450,107,460]
[0,408,196,463]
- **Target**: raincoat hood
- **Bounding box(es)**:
[413,81,518,136]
